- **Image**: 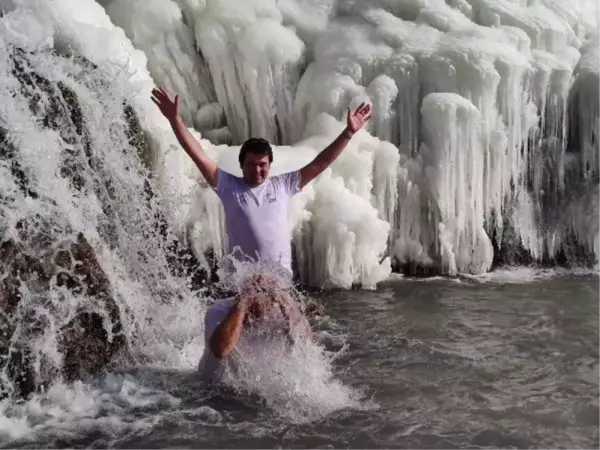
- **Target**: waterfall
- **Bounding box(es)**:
[0,0,597,398]
[0,5,208,397]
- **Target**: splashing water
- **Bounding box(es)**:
[220,335,371,423]
[0,7,367,429]
[0,5,209,387]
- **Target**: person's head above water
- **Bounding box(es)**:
[239,138,273,187]
[238,273,294,325]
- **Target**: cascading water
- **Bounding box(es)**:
[0,4,217,401]
[0,3,369,427]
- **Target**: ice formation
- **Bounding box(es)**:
[104,0,222,141]
[2,0,599,291]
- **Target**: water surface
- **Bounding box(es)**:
[1,270,597,449]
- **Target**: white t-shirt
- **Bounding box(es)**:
[214,169,301,273]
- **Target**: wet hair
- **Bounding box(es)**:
[238,138,273,165]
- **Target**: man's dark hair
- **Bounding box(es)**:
[239,138,273,165]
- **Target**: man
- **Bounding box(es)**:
[198,274,311,381]
[151,88,370,379]
[151,87,372,276]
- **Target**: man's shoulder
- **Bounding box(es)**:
[204,297,236,329]
[216,169,244,192]
[270,170,298,180]
[217,168,241,178]
[269,170,299,186]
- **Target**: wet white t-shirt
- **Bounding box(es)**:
[214,169,301,273]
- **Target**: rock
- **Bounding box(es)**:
[59,311,123,383]
[0,232,129,399]
[123,102,152,169]
[0,45,216,401]
[0,125,38,200]
[12,48,212,289]
[0,46,215,400]
[304,298,325,317]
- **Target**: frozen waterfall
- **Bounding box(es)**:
[1,0,598,293]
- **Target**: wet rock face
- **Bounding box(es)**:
[0,232,128,398]
[0,46,214,399]
[59,311,119,383]
[61,233,128,379]
[0,48,130,397]
[10,47,213,288]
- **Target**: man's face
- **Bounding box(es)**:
[241,153,271,187]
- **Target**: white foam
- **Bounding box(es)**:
[220,335,373,423]
[461,267,554,283]
[0,3,52,49]
[0,374,181,445]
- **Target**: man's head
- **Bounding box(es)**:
[239,273,292,324]
[239,138,273,186]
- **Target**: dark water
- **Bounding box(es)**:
[318,273,599,449]
[1,271,598,449]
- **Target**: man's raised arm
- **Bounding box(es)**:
[151,87,218,188]
[299,102,371,188]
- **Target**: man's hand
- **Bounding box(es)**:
[346,102,372,135]
[275,295,312,342]
[151,87,180,122]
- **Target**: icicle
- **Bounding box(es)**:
[193,0,305,144]
[103,0,220,139]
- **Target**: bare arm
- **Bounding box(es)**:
[209,297,249,358]
[299,128,353,189]
[299,102,371,188]
[151,88,218,188]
